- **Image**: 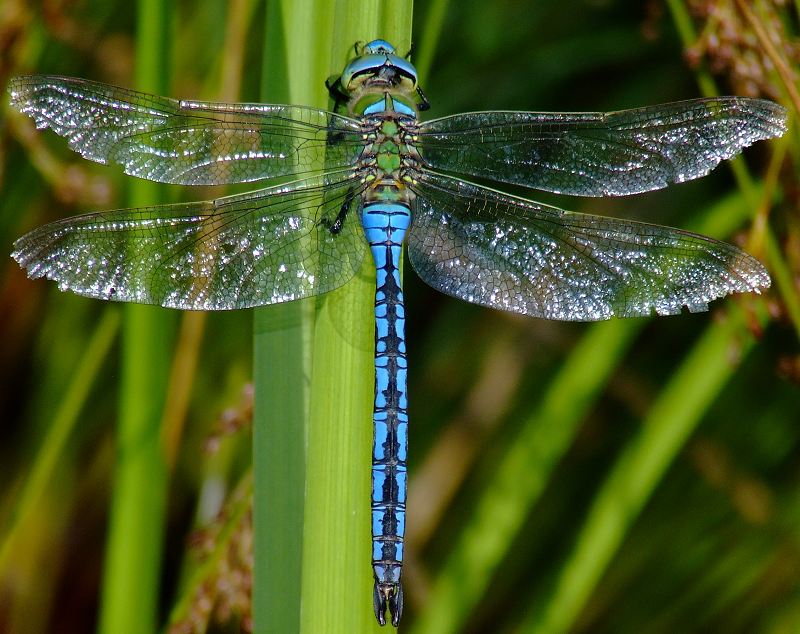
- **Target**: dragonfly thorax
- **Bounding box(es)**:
[357,113,420,204]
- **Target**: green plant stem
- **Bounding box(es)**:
[765,230,800,333]
[519,6,786,628]
[0,308,119,572]
[98,2,176,633]
[524,305,765,634]
[415,0,450,80]
[300,6,381,618]
[411,319,641,634]
[252,2,413,632]
[251,2,306,630]
[300,4,413,633]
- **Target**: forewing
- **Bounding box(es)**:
[408,173,770,321]
[418,98,787,196]
[8,75,363,185]
[13,173,367,310]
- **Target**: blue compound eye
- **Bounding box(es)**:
[363,39,396,55]
[339,40,418,95]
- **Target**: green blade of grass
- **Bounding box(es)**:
[517,7,788,627]
[411,319,641,634]
[0,308,119,573]
[524,304,766,634]
[299,4,413,632]
[297,4,373,629]
[98,2,176,632]
[253,2,413,632]
[251,1,308,631]
[415,0,450,81]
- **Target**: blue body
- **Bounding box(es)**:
[362,202,410,624]
[338,40,422,626]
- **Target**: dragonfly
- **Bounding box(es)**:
[8,40,786,627]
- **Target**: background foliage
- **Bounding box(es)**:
[0,1,798,633]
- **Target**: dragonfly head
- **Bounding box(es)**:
[373,579,404,627]
[339,39,419,96]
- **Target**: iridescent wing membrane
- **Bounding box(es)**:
[417,98,787,195]
[9,76,368,308]
[13,174,368,309]
[409,98,786,320]
[408,173,770,320]
[8,76,787,318]
[8,75,363,184]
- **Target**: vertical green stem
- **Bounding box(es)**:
[0,308,119,573]
[253,299,307,634]
[301,6,375,633]
[301,7,413,632]
[252,3,413,632]
[252,2,307,631]
[98,2,175,633]
[524,307,764,634]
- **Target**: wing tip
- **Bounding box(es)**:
[11,234,34,270]
[8,74,54,101]
[7,76,31,112]
[745,260,772,294]
[584,247,772,321]
[7,75,60,128]
[12,239,50,282]
[738,97,788,141]
[729,245,771,291]
[10,248,24,267]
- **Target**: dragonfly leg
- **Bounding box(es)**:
[325,75,350,113]
[415,84,430,111]
[321,187,355,235]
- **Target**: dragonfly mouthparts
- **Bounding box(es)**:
[373,581,403,627]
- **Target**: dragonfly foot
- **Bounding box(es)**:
[373,580,403,627]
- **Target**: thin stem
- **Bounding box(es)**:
[734,0,800,114]
[0,309,119,572]
[524,306,765,634]
[251,1,307,631]
[98,2,175,632]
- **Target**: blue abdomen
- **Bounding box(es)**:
[362,202,411,626]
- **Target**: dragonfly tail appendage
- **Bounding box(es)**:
[362,202,411,627]
[374,579,404,627]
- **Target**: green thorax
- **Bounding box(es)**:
[354,92,419,206]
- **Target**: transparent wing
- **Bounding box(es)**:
[8,75,364,185]
[13,172,367,310]
[408,172,769,321]
[418,98,787,196]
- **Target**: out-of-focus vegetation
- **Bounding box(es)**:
[0,1,798,633]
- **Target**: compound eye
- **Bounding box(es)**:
[364,39,396,55]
